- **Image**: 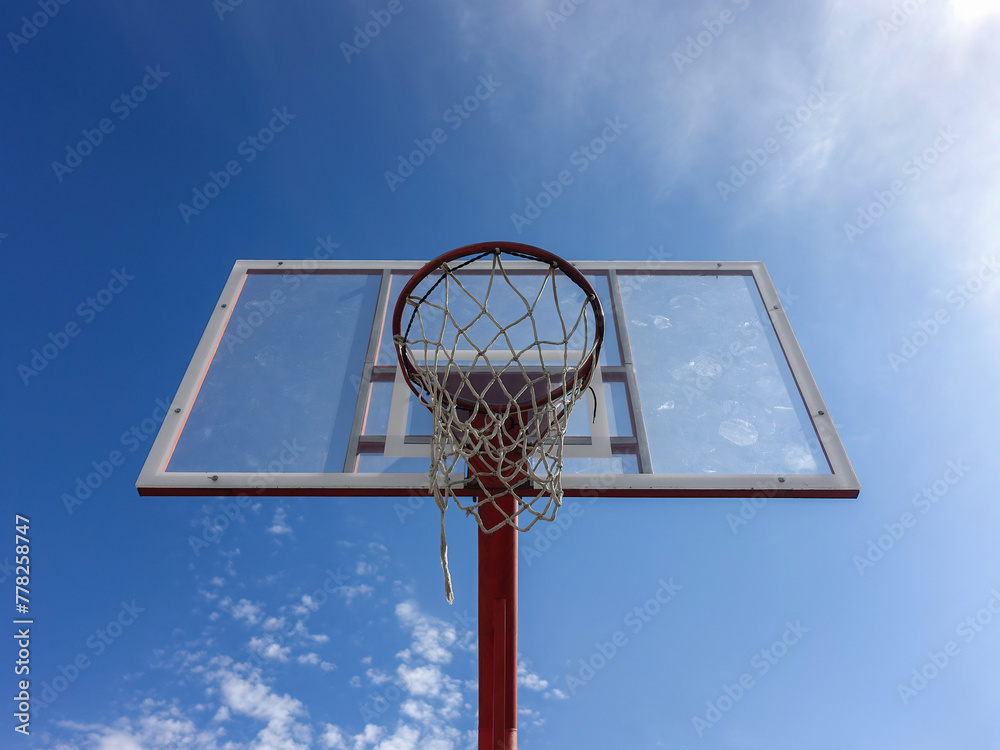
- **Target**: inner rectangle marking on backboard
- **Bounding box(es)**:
[384,350,611,459]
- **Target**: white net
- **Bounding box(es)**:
[394,249,603,601]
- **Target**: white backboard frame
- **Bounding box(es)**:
[136,259,860,499]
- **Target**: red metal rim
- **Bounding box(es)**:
[392,241,605,414]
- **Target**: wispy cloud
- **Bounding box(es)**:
[248,635,291,662]
[517,659,549,691]
[366,667,392,685]
[208,661,312,749]
[394,600,459,664]
[53,592,477,750]
[55,701,227,750]
[221,597,264,625]
[335,584,375,604]
[298,652,337,671]
[267,507,293,536]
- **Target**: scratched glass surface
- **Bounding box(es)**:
[619,272,829,475]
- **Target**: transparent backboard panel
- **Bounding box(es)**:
[619,272,829,475]
[167,271,382,474]
[137,259,858,498]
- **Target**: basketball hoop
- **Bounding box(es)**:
[393,242,604,601]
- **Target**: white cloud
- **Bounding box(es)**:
[352,724,384,749]
[54,707,224,750]
[433,0,1000,278]
[518,705,545,728]
[267,507,292,536]
[372,725,418,750]
[91,729,147,750]
[248,636,291,662]
[56,646,362,748]
[275,617,331,646]
[321,723,348,749]
[54,592,471,750]
[366,668,391,685]
[397,664,444,697]
[298,652,337,671]
[517,660,549,691]
[394,665,463,722]
[950,0,1000,23]
[136,712,219,748]
[292,594,317,615]
[222,598,263,625]
[336,584,375,604]
[211,665,312,749]
[399,699,434,723]
[394,601,457,664]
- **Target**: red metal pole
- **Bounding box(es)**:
[478,492,518,750]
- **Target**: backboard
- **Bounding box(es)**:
[136,257,859,499]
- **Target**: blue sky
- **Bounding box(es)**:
[3,0,1000,748]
